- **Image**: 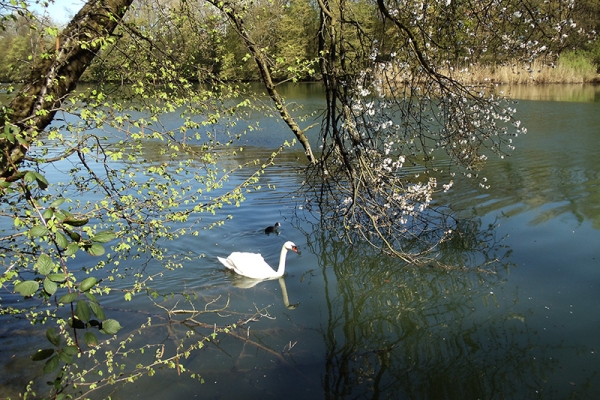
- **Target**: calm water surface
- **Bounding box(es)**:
[1,84,599,399]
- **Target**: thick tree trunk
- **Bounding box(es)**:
[0,0,134,179]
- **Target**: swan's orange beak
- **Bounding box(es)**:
[292,245,301,255]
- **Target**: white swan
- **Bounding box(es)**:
[217,241,299,280]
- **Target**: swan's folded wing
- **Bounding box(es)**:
[217,256,234,269]
[226,251,267,266]
[223,251,276,279]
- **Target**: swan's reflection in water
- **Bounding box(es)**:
[230,276,299,310]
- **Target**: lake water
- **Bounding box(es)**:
[1,84,599,399]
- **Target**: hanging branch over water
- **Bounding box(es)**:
[205,0,317,164]
[306,0,573,261]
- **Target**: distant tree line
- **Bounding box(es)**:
[1,0,598,83]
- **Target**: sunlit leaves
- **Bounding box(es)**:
[80,277,97,292]
[43,278,58,295]
[58,292,78,304]
[86,243,106,256]
[23,170,49,190]
[2,1,285,397]
[35,254,55,275]
[91,231,116,243]
[48,273,67,282]
[29,225,50,237]
[65,242,79,256]
[100,319,122,335]
[55,232,69,248]
[14,280,39,297]
[50,198,66,208]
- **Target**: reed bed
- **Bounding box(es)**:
[444,56,599,85]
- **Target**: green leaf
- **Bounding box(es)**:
[50,198,66,208]
[14,280,39,297]
[65,242,79,256]
[89,301,105,320]
[3,125,16,143]
[86,243,105,256]
[80,277,97,292]
[45,328,61,347]
[42,208,54,220]
[35,254,54,275]
[84,332,99,347]
[29,225,49,237]
[48,273,67,282]
[16,135,29,148]
[58,350,73,364]
[90,230,116,243]
[32,348,55,361]
[84,292,98,302]
[75,300,91,322]
[64,229,81,241]
[55,232,69,248]
[24,171,36,183]
[44,355,60,373]
[100,319,122,335]
[62,345,79,356]
[63,217,89,227]
[57,292,78,304]
[43,277,58,295]
[33,172,49,190]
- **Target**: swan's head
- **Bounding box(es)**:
[284,241,300,254]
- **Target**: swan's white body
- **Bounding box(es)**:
[218,241,299,280]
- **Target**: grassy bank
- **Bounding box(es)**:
[446,51,600,85]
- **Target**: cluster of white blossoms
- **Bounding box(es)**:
[329,49,530,235]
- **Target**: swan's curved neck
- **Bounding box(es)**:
[276,246,288,276]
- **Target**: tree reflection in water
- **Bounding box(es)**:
[295,209,588,399]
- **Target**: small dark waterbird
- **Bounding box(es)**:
[264,222,280,235]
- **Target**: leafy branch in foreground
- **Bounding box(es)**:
[1,2,290,396]
[1,110,284,397]
[22,292,300,400]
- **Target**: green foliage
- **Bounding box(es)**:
[559,50,596,71]
[2,0,596,83]
[0,3,286,398]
